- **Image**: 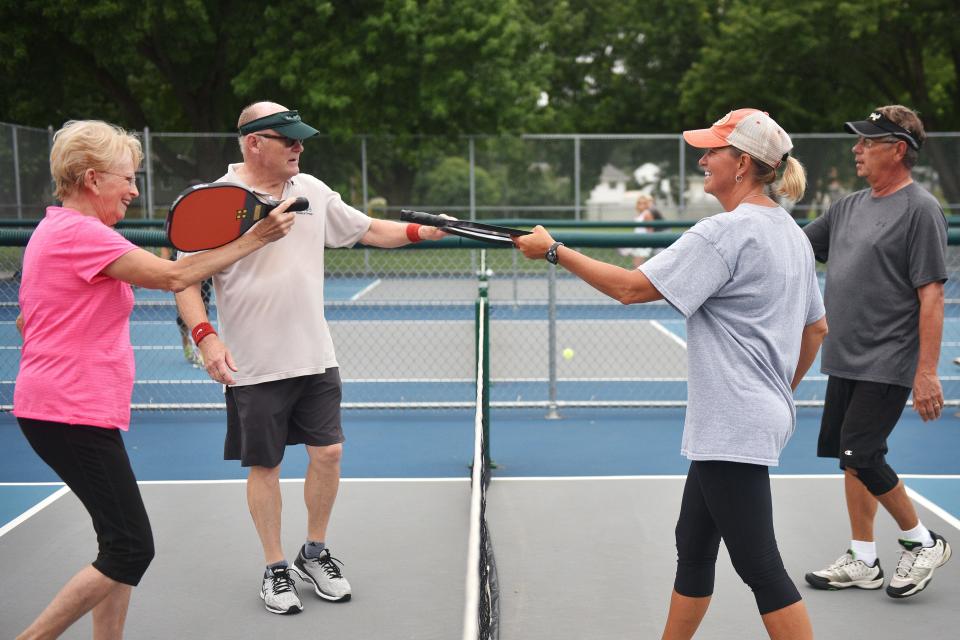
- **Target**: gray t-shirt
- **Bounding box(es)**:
[640,204,825,466]
[804,183,947,387]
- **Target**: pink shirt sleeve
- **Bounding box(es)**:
[71,217,139,283]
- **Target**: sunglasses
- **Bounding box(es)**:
[855,136,900,149]
[254,133,304,148]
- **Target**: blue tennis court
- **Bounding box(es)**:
[2,268,960,638]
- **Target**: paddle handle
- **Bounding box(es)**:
[400,209,447,228]
[288,196,310,213]
[265,196,310,213]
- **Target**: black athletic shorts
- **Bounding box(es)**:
[225,369,344,468]
[817,376,911,469]
[18,418,155,586]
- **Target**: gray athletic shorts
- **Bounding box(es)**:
[224,369,344,468]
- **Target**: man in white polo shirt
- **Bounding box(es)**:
[176,102,445,615]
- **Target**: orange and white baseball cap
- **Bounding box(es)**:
[683,108,792,169]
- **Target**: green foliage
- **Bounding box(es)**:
[676,0,960,200]
[0,0,270,130]
[1,0,958,206]
[237,0,548,137]
[412,156,499,207]
[530,0,717,132]
[3,0,956,136]
[678,0,958,130]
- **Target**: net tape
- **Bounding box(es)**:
[463,295,500,640]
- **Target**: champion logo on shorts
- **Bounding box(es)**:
[844,450,854,456]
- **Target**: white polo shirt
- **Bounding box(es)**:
[207,164,370,386]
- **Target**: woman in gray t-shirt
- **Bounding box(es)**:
[514,109,826,640]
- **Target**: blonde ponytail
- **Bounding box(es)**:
[775,156,806,202]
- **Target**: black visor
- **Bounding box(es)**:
[844,111,921,150]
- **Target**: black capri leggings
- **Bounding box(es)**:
[18,418,155,586]
[674,460,800,615]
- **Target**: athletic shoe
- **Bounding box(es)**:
[260,565,303,614]
[804,551,884,590]
[886,531,952,598]
[291,547,352,601]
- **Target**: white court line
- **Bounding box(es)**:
[350,278,382,301]
[0,478,469,487]
[4,476,958,537]
[491,475,960,533]
[906,485,960,532]
[0,482,65,486]
[0,485,70,538]
[649,319,688,349]
[136,478,469,485]
[0,479,469,536]
[492,474,960,481]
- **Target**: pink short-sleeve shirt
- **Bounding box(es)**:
[14,207,139,429]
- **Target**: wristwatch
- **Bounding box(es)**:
[545,241,564,265]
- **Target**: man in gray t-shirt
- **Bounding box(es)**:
[803,105,951,599]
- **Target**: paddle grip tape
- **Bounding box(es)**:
[191,322,218,346]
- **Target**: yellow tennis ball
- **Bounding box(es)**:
[562,347,575,361]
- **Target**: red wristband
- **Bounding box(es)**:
[191,322,217,346]
[405,223,422,243]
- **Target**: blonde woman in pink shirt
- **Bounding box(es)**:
[13,120,296,640]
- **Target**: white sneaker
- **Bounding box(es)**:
[291,547,352,601]
[260,565,303,614]
[886,531,952,598]
[804,551,884,590]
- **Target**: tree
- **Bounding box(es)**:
[235,0,551,206]
[528,0,718,133]
[0,1,272,131]
[0,0,283,197]
[678,0,960,203]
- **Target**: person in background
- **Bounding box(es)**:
[514,108,824,640]
[619,193,664,267]
[803,105,951,598]
[14,119,294,639]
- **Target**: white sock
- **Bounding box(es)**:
[850,539,877,566]
[900,522,934,547]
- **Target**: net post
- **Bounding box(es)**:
[476,251,492,467]
[144,127,154,219]
[545,263,561,419]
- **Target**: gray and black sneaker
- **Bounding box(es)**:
[805,551,884,590]
[260,565,303,614]
[886,531,952,598]
[291,547,352,602]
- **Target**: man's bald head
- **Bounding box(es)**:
[238,102,288,129]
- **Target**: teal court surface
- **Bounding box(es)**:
[2,268,960,637]
[1,407,959,639]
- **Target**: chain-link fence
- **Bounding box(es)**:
[2,121,960,412]
[3,122,959,222]
[1,238,959,412]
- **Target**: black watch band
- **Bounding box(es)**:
[545,241,564,265]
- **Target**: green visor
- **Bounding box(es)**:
[238,110,319,139]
